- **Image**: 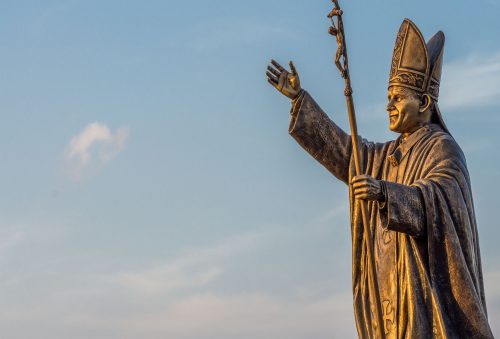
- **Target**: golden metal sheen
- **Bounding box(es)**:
[327,2,385,338]
[266,4,494,338]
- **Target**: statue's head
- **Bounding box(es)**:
[386,86,432,134]
[388,19,449,135]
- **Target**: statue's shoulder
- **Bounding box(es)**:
[428,125,467,164]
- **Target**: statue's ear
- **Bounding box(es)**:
[419,94,432,113]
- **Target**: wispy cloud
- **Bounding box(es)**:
[87,293,355,339]
[0,292,355,339]
[64,122,129,180]
[356,51,500,120]
[107,232,262,296]
[440,51,500,110]
[0,224,356,338]
[353,50,500,142]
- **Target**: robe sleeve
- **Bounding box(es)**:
[379,181,426,238]
[288,90,353,184]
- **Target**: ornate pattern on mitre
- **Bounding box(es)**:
[389,19,429,93]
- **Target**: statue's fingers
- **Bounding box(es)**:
[267,65,280,77]
[352,177,370,186]
[266,71,278,83]
[356,192,369,200]
[267,78,278,89]
[271,59,286,72]
[351,174,370,184]
[352,181,368,189]
[353,186,369,197]
[289,61,298,75]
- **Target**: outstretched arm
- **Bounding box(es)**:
[266,59,353,184]
[289,90,352,183]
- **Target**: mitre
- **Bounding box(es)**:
[389,19,449,133]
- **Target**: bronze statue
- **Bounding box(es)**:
[266,9,494,339]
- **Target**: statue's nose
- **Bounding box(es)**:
[386,101,395,112]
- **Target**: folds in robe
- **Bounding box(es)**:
[289,91,493,339]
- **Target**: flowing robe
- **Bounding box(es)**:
[289,91,493,339]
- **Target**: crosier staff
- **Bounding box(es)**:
[265,3,385,336]
[327,1,385,338]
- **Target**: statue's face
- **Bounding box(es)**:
[386,86,424,134]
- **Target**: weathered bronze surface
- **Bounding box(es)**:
[266,7,494,339]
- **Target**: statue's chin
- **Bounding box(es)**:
[389,121,400,132]
[389,114,405,133]
[388,113,400,132]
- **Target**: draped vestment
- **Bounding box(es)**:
[289,91,493,338]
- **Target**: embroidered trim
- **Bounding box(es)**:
[390,71,425,90]
[390,23,406,79]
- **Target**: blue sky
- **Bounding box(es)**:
[0,0,499,338]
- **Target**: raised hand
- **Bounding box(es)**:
[266,59,301,100]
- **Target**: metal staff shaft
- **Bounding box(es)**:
[345,79,386,339]
[329,2,385,338]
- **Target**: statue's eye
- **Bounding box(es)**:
[395,96,403,102]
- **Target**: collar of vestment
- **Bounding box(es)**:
[387,124,441,167]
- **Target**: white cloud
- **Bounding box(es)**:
[65,122,129,179]
[0,225,357,339]
[0,291,356,339]
[0,217,496,339]
[107,232,262,296]
[308,202,349,230]
[351,50,500,142]
[440,51,500,110]
[355,51,500,119]
[76,293,355,339]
